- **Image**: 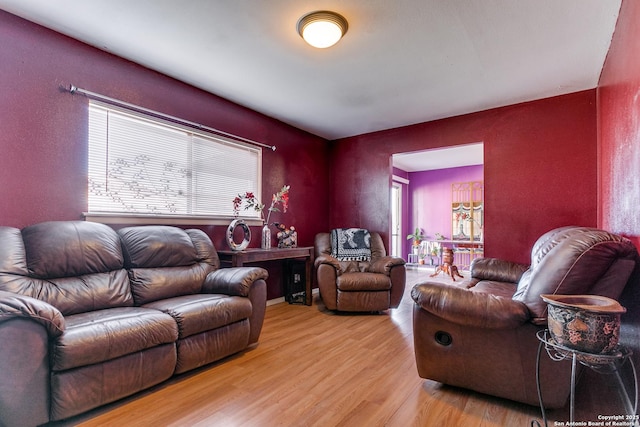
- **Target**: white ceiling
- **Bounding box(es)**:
[393,143,484,172]
[0,0,621,169]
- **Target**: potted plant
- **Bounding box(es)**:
[431,244,440,257]
[407,227,425,255]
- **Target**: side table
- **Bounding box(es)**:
[217,247,314,306]
[535,329,638,426]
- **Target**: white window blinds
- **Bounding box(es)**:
[88,101,262,218]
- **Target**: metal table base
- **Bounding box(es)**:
[535,329,638,427]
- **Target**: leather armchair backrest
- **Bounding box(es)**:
[0,221,133,315]
[314,232,332,258]
[513,226,639,323]
[369,232,387,258]
[314,231,386,272]
[118,226,218,305]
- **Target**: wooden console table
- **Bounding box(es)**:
[425,239,484,270]
[217,247,314,306]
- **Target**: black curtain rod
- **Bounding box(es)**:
[65,84,276,151]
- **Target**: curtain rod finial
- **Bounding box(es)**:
[69,84,77,93]
[271,146,276,151]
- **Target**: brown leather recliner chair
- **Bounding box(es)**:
[411,226,639,408]
[315,230,406,311]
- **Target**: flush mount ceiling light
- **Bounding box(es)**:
[297,11,348,49]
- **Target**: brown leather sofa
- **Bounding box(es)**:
[314,231,405,311]
[411,226,639,408]
[0,221,268,427]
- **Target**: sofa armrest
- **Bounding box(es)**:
[470,257,529,283]
[203,268,268,345]
[203,267,269,297]
[411,282,530,329]
[367,256,405,275]
[314,254,342,274]
[0,290,65,337]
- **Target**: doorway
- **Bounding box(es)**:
[391,181,402,257]
[391,143,484,261]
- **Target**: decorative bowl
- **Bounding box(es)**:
[541,294,626,354]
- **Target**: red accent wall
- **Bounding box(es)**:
[331,91,598,265]
[0,10,328,237]
[597,0,640,368]
[0,8,610,277]
[0,11,329,299]
[598,0,640,249]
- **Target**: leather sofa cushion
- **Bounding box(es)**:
[52,307,178,371]
[51,344,177,422]
[22,221,124,279]
[337,290,390,311]
[119,226,199,268]
[175,320,250,374]
[0,222,134,315]
[185,229,221,270]
[0,270,133,316]
[0,226,29,275]
[119,226,218,305]
[469,280,517,298]
[144,294,252,339]
[128,264,210,305]
[337,272,391,292]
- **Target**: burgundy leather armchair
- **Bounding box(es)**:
[411,226,639,408]
[314,230,405,311]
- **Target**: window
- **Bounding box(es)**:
[87,101,262,221]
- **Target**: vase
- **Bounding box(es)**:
[261,224,271,249]
[541,294,626,354]
[226,219,251,251]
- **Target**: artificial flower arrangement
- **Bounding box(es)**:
[233,185,290,225]
[455,211,483,240]
[455,211,482,228]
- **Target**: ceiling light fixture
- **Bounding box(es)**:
[297,11,348,49]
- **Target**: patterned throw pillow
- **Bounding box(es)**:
[330,228,371,261]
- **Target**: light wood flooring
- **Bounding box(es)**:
[51,267,631,426]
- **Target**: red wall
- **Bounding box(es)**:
[598,0,640,248]
[0,9,607,275]
[331,91,598,265]
[0,11,329,299]
[597,0,640,367]
[0,11,329,238]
